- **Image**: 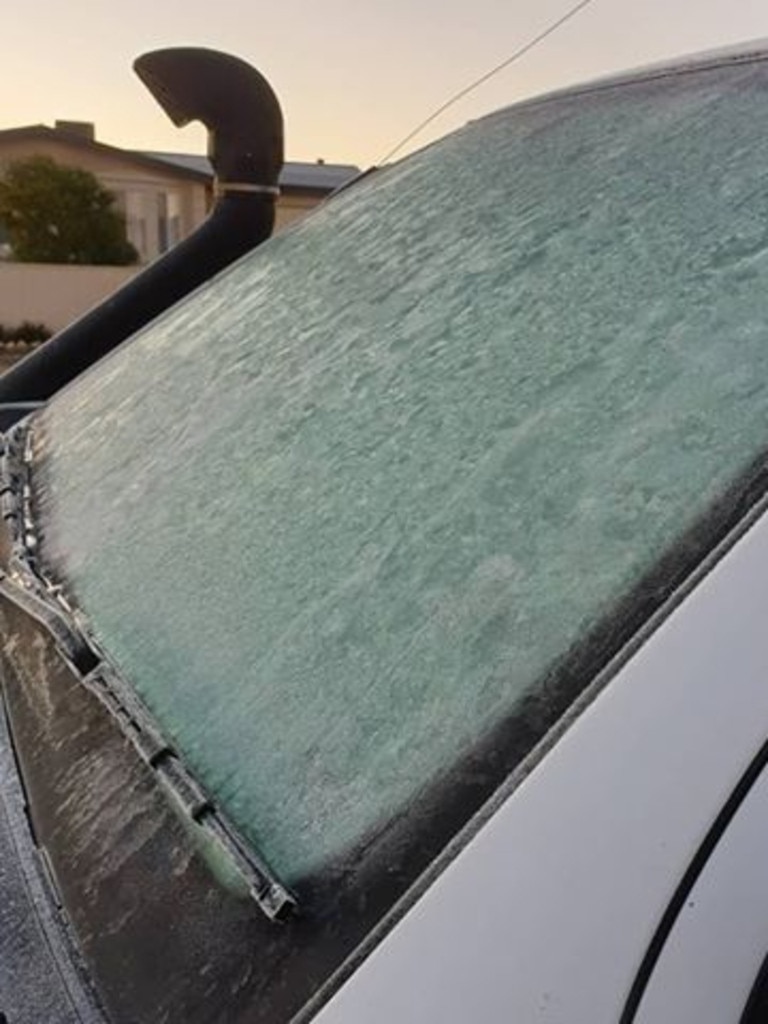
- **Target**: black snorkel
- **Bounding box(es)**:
[0,47,283,419]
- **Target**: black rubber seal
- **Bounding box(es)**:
[621,734,768,1022]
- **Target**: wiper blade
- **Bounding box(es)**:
[0,422,297,923]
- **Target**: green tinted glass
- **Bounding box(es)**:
[34,59,768,882]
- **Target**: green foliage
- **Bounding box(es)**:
[0,321,51,343]
[0,156,138,265]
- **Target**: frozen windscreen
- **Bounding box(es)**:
[33,58,768,883]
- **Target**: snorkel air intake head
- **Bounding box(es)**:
[134,47,283,188]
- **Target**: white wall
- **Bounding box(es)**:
[0,263,139,333]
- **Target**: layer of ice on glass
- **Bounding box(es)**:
[35,62,768,881]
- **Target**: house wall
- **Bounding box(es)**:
[0,138,208,264]
[0,195,326,337]
[274,192,324,231]
[0,262,138,332]
[0,202,311,335]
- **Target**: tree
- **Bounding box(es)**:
[0,156,138,265]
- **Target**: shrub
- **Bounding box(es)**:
[0,321,52,343]
[0,156,138,266]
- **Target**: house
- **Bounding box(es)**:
[0,121,361,264]
[0,123,210,264]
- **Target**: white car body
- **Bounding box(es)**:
[316,487,768,1023]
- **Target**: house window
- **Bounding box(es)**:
[0,219,10,259]
[114,190,150,263]
[158,191,182,254]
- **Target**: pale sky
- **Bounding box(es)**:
[2,0,768,168]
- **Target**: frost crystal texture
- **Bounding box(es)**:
[36,62,768,881]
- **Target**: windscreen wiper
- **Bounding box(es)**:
[0,422,297,923]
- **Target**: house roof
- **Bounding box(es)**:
[0,125,211,183]
[139,151,361,193]
[0,124,361,195]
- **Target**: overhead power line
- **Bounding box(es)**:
[379,0,600,164]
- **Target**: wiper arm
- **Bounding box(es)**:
[0,422,297,923]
